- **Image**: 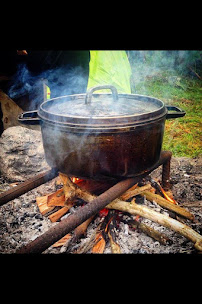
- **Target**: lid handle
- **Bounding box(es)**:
[85,85,119,104]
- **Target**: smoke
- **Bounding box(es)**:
[8,63,33,98]
[128,50,201,94]
[8,63,88,103]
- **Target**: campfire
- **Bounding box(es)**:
[1,150,199,254]
[33,172,194,253]
[30,171,200,254]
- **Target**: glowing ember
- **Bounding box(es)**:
[99,208,109,217]
[71,177,83,184]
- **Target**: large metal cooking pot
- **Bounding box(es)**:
[18,85,185,180]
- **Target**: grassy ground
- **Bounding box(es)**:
[134,69,202,158]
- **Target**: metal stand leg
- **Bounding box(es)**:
[162,152,172,190]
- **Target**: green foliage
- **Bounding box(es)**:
[133,69,202,158]
[128,50,202,77]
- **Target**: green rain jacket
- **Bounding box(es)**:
[87,50,132,93]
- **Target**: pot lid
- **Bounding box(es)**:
[38,85,167,130]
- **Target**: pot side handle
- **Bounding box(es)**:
[18,110,41,125]
[166,105,186,119]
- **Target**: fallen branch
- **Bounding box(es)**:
[107,199,202,251]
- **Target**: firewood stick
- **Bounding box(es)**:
[127,219,171,245]
[91,232,106,253]
[108,231,121,253]
[74,215,95,237]
[140,190,194,221]
[108,212,121,253]
[182,201,202,208]
[48,202,74,222]
[52,233,71,248]
[107,199,202,251]
[91,217,109,254]
[120,183,151,201]
[59,173,77,203]
[47,188,65,207]
[36,195,55,215]
[65,215,95,252]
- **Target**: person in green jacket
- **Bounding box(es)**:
[87,50,133,94]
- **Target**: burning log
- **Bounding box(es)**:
[107,199,202,251]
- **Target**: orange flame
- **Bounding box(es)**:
[159,186,178,205]
[71,177,83,184]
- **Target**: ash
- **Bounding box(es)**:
[0,157,201,254]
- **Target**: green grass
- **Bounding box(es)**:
[133,70,202,157]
